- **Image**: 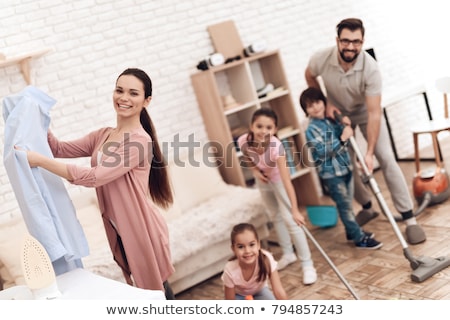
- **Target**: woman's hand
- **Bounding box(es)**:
[14,146,42,167]
[15,145,72,180]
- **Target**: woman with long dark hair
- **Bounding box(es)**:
[19,68,175,298]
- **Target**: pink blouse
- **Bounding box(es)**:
[221,249,277,296]
[237,133,284,183]
[48,127,174,291]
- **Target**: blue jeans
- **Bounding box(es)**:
[321,172,364,243]
[235,286,275,300]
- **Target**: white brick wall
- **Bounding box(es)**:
[1,0,449,220]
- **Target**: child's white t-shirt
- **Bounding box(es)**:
[237,134,284,183]
[221,249,278,296]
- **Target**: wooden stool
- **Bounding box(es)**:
[411,120,450,172]
[411,77,450,172]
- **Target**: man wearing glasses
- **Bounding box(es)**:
[304,18,426,245]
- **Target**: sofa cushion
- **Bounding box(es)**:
[168,150,229,213]
[167,185,267,265]
[158,200,183,221]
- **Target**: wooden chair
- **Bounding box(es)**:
[410,77,450,173]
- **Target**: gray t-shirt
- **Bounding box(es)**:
[307,46,382,125]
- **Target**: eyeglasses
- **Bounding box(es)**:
[338,38,363,46]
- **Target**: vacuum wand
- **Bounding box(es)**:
[348,135,410,249]
[334,111,450,282]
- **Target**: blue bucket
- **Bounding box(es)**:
[306,205,338,228]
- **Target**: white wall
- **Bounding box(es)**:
[1,0,449,220]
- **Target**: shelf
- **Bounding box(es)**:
[206,49,280,73]
[278,128,301,141]
[0,48,51,84]
[258,88,289,103]
[224,101,256,116]
[290,167,311,179]
[246,49,280,62]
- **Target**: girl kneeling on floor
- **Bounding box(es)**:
[221,223,287,300]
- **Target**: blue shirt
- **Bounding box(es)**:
[2,86,89,275]
[305,117,352,179]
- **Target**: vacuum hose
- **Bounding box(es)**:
[392,191,431,222]
[411,192,431,218]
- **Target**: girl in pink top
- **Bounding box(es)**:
[19,68,175,299]
[237,108,317,285]
[222,223,287,300]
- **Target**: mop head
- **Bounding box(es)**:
[410,255,450,283]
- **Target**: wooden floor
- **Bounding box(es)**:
[175,160,450,300]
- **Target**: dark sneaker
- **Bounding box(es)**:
[355,235,383,250]
[346,230,374,241]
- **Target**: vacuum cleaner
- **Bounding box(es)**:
[411,158,450,218]
[387,166,450,222]
[336,113,450,282]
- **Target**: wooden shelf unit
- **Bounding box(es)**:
[191,49,320,206]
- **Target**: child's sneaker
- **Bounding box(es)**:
[355,235,383,250]
[346,230,374,241]
[302,266,317,285]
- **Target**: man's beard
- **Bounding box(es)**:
[339,49,359,63]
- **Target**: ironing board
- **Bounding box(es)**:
[0,268,166,300]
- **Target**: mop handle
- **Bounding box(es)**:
[268,182,361,300]
[300,225,361,300]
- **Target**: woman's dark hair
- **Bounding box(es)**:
[229,223,271,282]
[299,87,327,115]
[246,107,278,143]
[336,18,365,38]
[117,68,173,209]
